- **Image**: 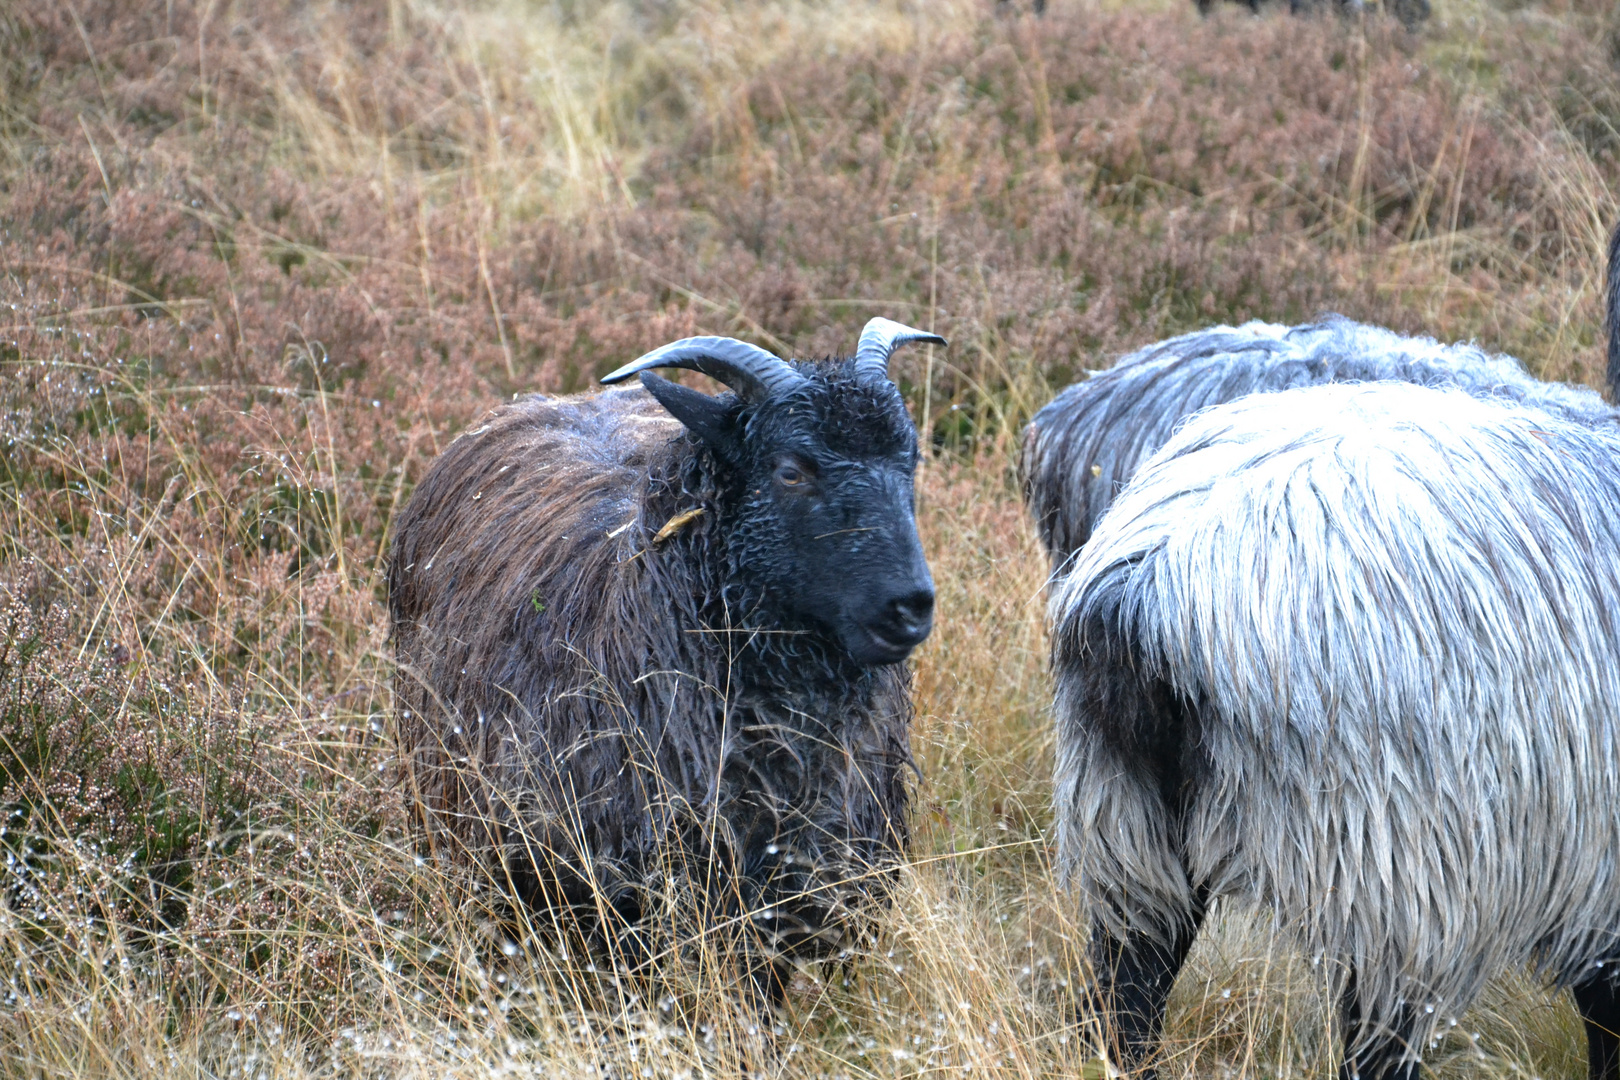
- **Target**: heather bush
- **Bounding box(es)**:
[0,0,1615,1076]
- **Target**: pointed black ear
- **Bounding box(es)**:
[640,371,738,453]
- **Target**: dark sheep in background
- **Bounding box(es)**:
[1051,382,1620,1079]
[1609,216,1620,396]
[389,319,944,991]
[1197,0,1430,28]
[1021,302,1620,574]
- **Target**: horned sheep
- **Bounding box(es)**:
[388,319,944,991]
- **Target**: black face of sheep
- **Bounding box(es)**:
[389,317,944,994]
[607,330,937,667]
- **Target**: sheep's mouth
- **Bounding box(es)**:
[848,620,931,666]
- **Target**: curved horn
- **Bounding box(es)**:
[600,336,806,401]
[853,317,948,383]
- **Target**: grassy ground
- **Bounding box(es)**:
[1,0,1618,1075]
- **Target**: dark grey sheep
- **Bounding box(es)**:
[389,319,944,992]
[1197,0,1429,27]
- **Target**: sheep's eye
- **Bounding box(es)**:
[775,457,816,489]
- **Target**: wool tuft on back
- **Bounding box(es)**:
[1021,315,1618,569]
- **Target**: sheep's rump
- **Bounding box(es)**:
[1022,316,1617,567]
[390,387,912,954]
[1052,382,1620,1047]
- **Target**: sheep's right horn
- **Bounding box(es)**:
[601,336,806,401]
[853,317,948,384]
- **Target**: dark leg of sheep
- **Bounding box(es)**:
[1338,970,1421,1080]
[1085,884,1209,1076]
[1574,974,1620,1080]
[748,960,791,1008]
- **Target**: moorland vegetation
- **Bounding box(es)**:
[2,0,1618,1075]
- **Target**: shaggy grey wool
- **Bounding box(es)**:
[1022,315,1619,569]
[1052,381,1620,1059]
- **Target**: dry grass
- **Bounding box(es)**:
[1,0,1618,1075]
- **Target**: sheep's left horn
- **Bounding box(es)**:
[853,317,947,383]
[601,336,807,401]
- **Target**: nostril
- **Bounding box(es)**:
[890,590,935,628]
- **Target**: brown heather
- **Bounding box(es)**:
[0,0,1616,1076]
